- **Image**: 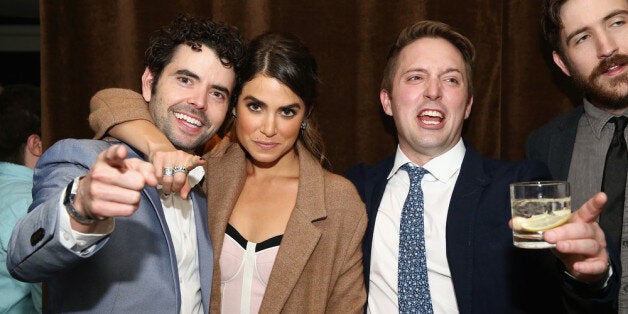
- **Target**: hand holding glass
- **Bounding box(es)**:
[510,181,571,249]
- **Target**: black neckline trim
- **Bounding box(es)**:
[226,224,283,252]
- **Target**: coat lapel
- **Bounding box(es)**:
[445,147,490,312]
[260,144,326,312]
[204,139,248,312]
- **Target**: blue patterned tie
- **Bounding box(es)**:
[398,163,433,314]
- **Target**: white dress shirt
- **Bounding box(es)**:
[368,140,465,314]
[58,166,205,314]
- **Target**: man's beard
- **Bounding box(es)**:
[569,54,628,111]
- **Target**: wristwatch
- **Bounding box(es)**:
[63,176,95,224]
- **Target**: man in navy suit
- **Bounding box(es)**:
[6,16,245,313]
[527,0,627,308]
[346,20,618,313]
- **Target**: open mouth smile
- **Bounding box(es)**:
[174,112,203,128]
[418,109,444,125]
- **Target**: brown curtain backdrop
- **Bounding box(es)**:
[40,0,580,174]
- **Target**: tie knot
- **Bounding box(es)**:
[400,163,428,184]
[609,116,628,134]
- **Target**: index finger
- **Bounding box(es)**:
[571,192,607,224]
[102,145,128,169]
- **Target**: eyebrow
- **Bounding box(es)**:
[565,9,628,44]
[402,67,463,76]
[175,69,231,96]
[243,95,265,106]
[243,95,302,109]
[441,68,463,76]
[175,69,200,80]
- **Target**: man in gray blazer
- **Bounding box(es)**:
[6,15,245,313]
[527,0,626,309]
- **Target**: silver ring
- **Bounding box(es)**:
[173,165,188,174]
[163,167,174,177]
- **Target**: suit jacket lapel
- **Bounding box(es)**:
[140,186,185,311]
[361,156,394,289]
[260,145,326,312]
[190,185,212,313]
[446,147,490,312]
[548,106,583,180]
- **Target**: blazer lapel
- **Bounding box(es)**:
[362,156,394,289]
[260,146,326,312]
[547,106,583,180]
[190,185,212,313]
[142,187,173,249]
[445,147,490,312]
[140,186,184,311]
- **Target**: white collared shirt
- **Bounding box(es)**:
[58,166,205,314]
[368,139,465,314]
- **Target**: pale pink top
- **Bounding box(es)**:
[220,224,282,314]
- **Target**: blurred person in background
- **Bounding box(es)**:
[0,84,43,313]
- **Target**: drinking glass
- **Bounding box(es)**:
[510,181,571,249]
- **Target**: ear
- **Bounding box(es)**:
[552,51,571,77]
[26,134,43,157]
[380,89,393,117]
[141,67,155,102]
[464,96,473,120]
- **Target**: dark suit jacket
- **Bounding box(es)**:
[346,144,618,313]
[525,105,585,181]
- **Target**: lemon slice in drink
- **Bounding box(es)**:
[520,209,572,232]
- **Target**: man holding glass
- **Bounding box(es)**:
[346,20,618,313]
[527,0,627,308]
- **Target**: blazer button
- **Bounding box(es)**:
[30,228,45,246]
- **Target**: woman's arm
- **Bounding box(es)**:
[88,88,202,197]
[89,88,170,153]
[327,191,368,313]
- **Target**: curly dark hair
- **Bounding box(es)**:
[144,15,246,106]
[229,32,328,167]
[0,84,41,164]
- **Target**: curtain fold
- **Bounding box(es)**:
[41,0,577,173]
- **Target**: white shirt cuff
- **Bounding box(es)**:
[57,177,115,252]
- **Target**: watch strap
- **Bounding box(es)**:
[63,176,95,224]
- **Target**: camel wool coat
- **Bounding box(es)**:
[206,138,367,313]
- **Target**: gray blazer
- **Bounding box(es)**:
[7,139,212,313]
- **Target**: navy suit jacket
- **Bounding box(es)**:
[346,144,618,313]
[7,139,213,313]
